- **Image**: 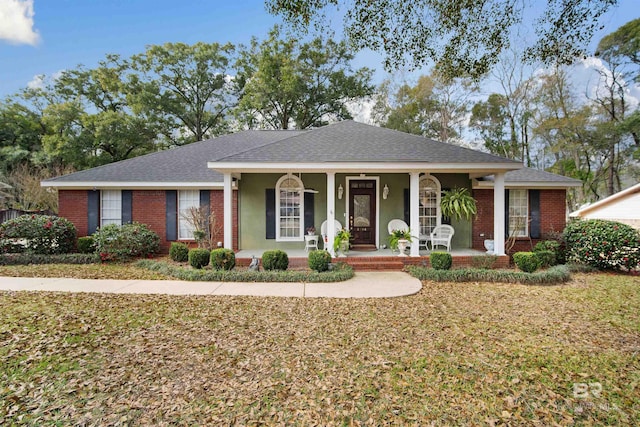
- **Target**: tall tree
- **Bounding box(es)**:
[596,18,640,82]
[379,72,476,144]
[132,42,238,143]
[236,26,374,130]
[0,98,44,172]
[267,0,618,79]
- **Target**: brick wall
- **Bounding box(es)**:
[58,188,238,253]
[472,188,568,253]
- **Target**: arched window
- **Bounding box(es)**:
[276,174,304,241]
[419,175,441,237]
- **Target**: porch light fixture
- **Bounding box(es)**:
[383,184,389,200]
[338,184,344,199]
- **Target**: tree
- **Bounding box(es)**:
[132,42,239,143]
[380,72,476,144]
[267,0,618,79]
[470,93,514,158]
[596,18,640,82]
[236,26,374,129]
[0,98,44,172]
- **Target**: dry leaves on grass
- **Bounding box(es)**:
[0,263,170,280]
[1,274,639,425]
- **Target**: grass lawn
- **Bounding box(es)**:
[1,273,639,425]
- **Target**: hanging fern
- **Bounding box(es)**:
[441,188,477,221]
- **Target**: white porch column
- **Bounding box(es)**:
[223,172,233,249]
[326,172,337,257]
[493,172,506,256]
[409,172,420,257]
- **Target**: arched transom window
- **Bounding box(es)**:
[419,175,441,237]
[276,174,304,241]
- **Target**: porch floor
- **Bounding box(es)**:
[236,248,488,258]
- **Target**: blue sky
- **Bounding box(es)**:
[0,0,639,99]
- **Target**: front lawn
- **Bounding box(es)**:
[1,274,639,425]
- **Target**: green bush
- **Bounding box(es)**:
[210,248,236,270]
[430,251,452,270]
[564,219,640,271]
[0,253,100,265]
[308,250,331,272]
[169,242,189,262]
[137,259,355,283]
[188,248,210,269]
[535,250,556,268]
[92,222,160,261]
[533,240,560,266]
[262,250,289,271]
[513,251,541,273]
[0,214,77,254]
[471,254,498,269]
[405,265,570,285]
[77,236,95,254]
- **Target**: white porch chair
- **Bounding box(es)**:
[387,219,409,234]
[320,219,342,250]
[430,224,455,252]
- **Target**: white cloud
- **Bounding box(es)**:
[0,0,40,46]
[26,70,63,89]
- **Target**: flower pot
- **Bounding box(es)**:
[338,239,349,257]
[397,239,409,257]
[484,239,494,254]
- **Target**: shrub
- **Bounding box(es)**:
[513,251,540,273]
[308,250,331,272]
[564,219,640,271]
[0,214,76,254]
[471,254,498,269]
[0,253,100,265]
[535,250,556,268]
[210,248,235,270]
[533,240,560,266]
[92,222,160,261]
[430,251,452,270]
[188,248,210,269]
[405,265,570,285]
[262,250,289,271]
[77,236,95,254]
[169,242,189,262]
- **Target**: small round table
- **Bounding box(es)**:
[304,234,319,252]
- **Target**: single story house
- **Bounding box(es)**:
[42,120,580,264]
[570,183,640,229]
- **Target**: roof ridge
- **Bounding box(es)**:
[213,128,309,161]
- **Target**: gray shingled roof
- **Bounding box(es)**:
[216,120,519,164]
[44,130,304,183]
[504,168,581,183]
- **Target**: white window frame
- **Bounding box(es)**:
[276,174,304,242]
[178,190,200,240]
[508,189,529,238]
[100,190,122,227]
[419,174,441,237]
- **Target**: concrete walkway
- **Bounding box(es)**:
[0,272,422,298]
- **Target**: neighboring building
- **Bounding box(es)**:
[570,183,640,229]
[42,120,581,259]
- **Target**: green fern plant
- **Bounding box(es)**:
[441,188,477,221]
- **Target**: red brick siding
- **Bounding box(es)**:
[132,190,169,250]
[58,190,88,236]
[472,188,568,253]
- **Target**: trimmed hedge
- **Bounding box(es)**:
[77,236,95,254]
[93,222,160,261]
[471,254,498,270]
[210,248,236,271]
[188,248,210,269]
[513,251,541,273]
[430,251,452,270]
[308,250,331,272]
[564,219,640,271]
[405,265,571,285]
[136,259,355,283]
[0,214,77,254]
[169,242,189,262]
[535,250,556,268]
[533,240,561,266]
[262,250,289,271]
[0,253,100,265]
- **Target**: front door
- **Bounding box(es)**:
[349,180,376,246]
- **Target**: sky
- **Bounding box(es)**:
[0,0,639,100]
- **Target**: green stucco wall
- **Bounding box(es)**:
[237,172,472,251]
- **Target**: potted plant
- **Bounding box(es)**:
[333,228,351,256]
[306,226,316,235]
[440,188,477,221]
[389,229,413,256]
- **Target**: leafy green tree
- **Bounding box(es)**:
[267,0,618,79]
[236,26,374,129]
[470,94,513,157]
[132,42,238,143]
[0,99,44,172]
[596,18,640,82]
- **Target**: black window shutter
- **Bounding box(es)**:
[403,188,410,225]
[200,190,210,215]
[166,190,177,241]
[87,190,99,234]
[529,190,541,239]
[121,190,132,224]
[504,189,510,238]
[265,189,275,239]
[304,192,315,232]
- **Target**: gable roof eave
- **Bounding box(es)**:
[570,182,640,217]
